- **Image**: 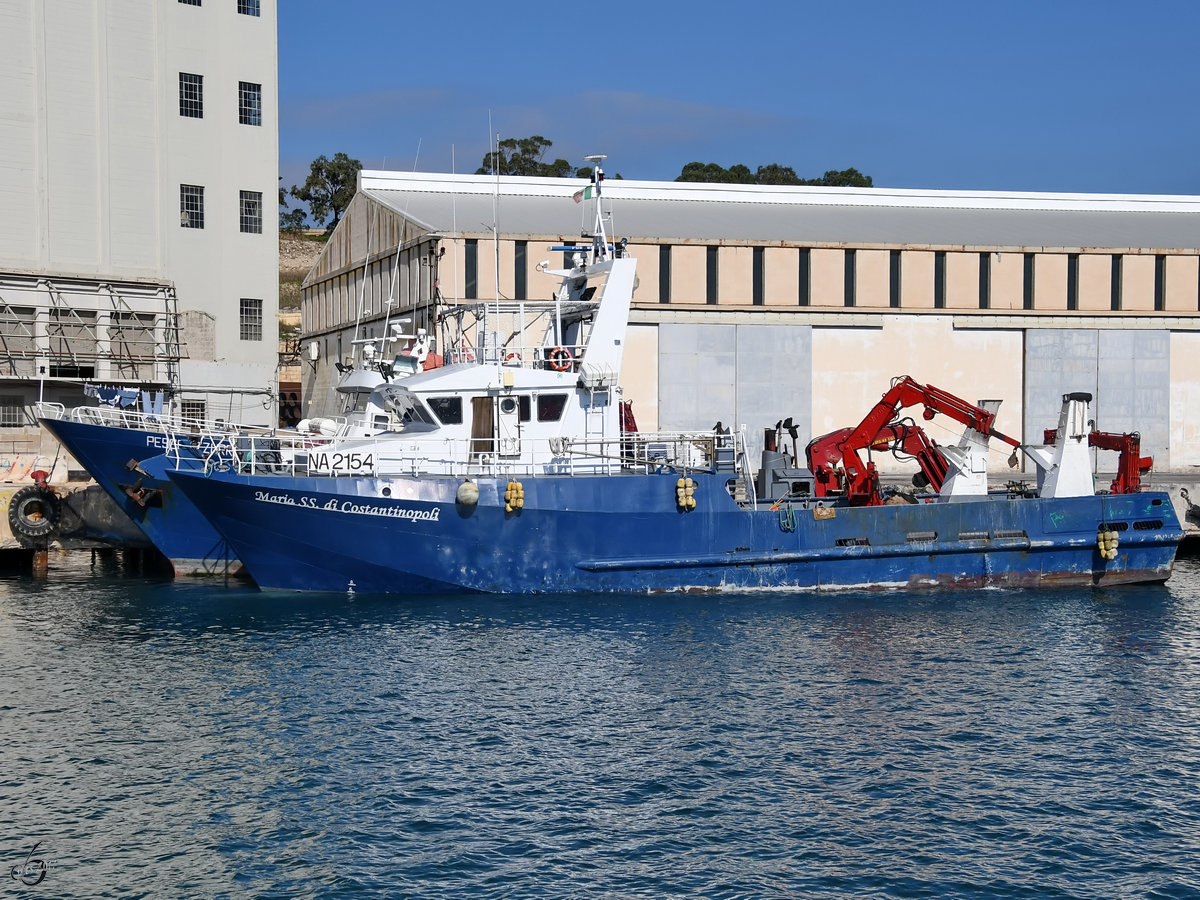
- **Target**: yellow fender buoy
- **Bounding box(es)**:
[676,476,697,511]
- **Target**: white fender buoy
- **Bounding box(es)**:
[456,481,479,506]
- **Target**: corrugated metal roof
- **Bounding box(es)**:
[360,172,1200,252]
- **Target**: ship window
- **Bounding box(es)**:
[537,394,568,422]
[382,388,437,429]
[518,395,531,421]
[427,396,463,425]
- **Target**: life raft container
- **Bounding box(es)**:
[8,484,63,540]
[548,347,572,371]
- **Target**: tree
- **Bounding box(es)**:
[279,177,306,233]
[755,163,802,185]
[290,152,363,233]
[676,161,873,187]
[477,136,581,177]
[800,167,873,188]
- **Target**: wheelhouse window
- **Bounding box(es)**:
[537,394,568,422]
[179,73,203,118]
[382,388,438,429]
[237,0,260,14]
[427,396,463,425]
[238,81,262,126]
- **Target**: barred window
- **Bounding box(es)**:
[239,190,262,233]
[180,184,204,228]
[237,0,259,14]
[179,72,203,118]
[0,396,25,428]
[180,400,206,423]
[238,81,262,126]
[178,0,200,5]
[240,298,263,341]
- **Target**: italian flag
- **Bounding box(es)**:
[572,186,593,204]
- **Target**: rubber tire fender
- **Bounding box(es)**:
[9,485,63,540]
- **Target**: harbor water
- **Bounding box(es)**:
[3,550,1200,898]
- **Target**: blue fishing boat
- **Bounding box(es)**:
[162,161,1183,594]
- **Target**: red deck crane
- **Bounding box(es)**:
[805,376,1021,506]
[1040,427,1151,494]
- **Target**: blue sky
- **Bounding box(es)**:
[278,0,1200,197]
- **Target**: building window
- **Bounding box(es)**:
[560,240,578,269]
[179,73,203,118]
[844,249,856,307]
[178,0,201,5]
[1154,254,1166,311]
[239,190,262,233]
[752,247,764,305]
[237,0,259,14]
[979,252,991,309]
[934,251,946,309]
[0,396,25,428]
[514,241,527,299]
[1111,255,1123,311]
[240,298,263,341]
[180,184,204,228]
[1023,253,1035,310]
[706,246,718,305]
[798,248,810,306]
[889,250,901,308]
[659,245,671,304]
[1067,254,1079,311]
[464,239,478,299]
[181,400,206,422]
[238,81,262,126]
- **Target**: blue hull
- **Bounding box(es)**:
[167,468,1183,594]
[41,418,238,575]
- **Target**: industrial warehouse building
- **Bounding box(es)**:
[0,0,280,450]
[302,171,1200,473]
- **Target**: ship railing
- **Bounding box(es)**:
[218,427,751,482]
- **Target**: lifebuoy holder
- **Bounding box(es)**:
[9,483,63,541]
[548,347,572,371]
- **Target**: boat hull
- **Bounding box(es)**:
[41,418,239,576]
[167,468,1182,594]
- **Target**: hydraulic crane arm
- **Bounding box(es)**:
[1041,427,1151,494]
[806,376,1020,505]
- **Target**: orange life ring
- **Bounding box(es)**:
[548,347,572,371]
[504,352,521,366]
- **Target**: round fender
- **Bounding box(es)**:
[9,485,63,540]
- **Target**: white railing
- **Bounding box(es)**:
[190,428,750,483]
